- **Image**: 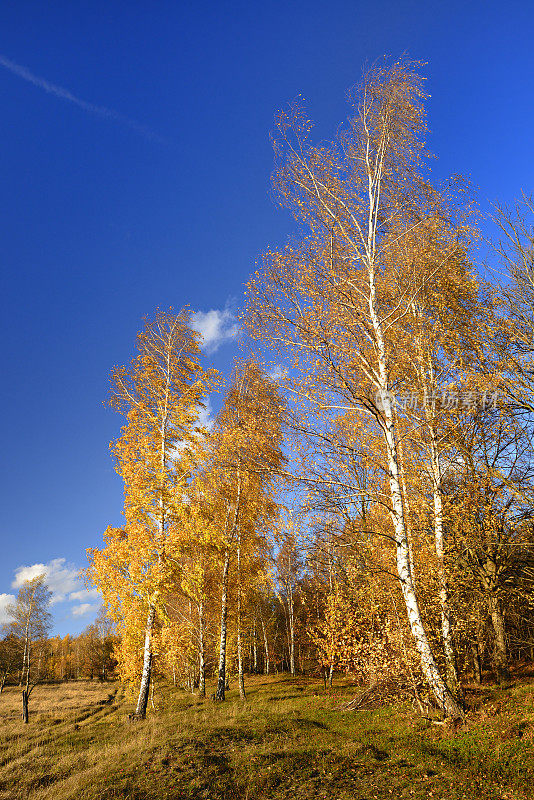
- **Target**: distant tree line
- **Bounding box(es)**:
[1,579,118,722]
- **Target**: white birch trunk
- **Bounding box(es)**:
[21,588,35,723]
[260,613,270,675]
[198,598,206,697]
[22,643,31,723]
[253,616,258,674]
[288,584,295,675]
[370,276,463,718]
[328,664,334,688]
[215,550,230,701]
[237,540,246,699]
[135,603,155,719]
[382,392,463,717]
[432,459,460,695]
[421,358,460,698]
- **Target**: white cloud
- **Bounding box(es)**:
[69,589,100,603]
[0,593,16,625]
[13,558,79,605]
[5,558,101,624]
[12,564,48,587]
[72,603,98,617]
[191,306,239,355]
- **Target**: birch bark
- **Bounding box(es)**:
[215,550,230,701]
[135,603,156,719]
[370,274,463,718]
[237,538,246,699]
[260,612,270,675]
[198,598,206,697]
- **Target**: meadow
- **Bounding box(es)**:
[1,674,534,799]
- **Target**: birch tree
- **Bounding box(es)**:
[245,59,466,717]
[88,309,214,719]
[275,512,302,675]
[201,362,284,701]
[166,507,218,698]
[387,217,486,698]
[8,575,51,723]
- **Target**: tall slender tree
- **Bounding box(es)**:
[8,575,51,723]
[200,362,284,701]
[275,512,302,675]
[88,309,214,719]
[246,59,466,717]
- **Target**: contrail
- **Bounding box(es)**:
[0,53,164,143]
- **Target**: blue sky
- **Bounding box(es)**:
[0,0,533,634]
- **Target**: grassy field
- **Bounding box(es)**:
[1,674,534,799]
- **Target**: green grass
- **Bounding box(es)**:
[1,675,533,798]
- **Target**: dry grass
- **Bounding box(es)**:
[0,681,114,719]
[0,675,533,799]
[0,681,121,799]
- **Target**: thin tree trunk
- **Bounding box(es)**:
[198,598,206,698]
[237,630,246,696]
[412,331,462,702]
[288,578,295,675]
[283,604,291,672]
[370,283,464,718]
[134,603,156,719]
[21,640,32,724]
[328,664,334,688]
[22,689,29,724]
[289,607,295,674]
[383,405,463,717]
[253,616,258,674]
[22,671,30,723]
[472,643,482,684]
[432,473,461,699]
[260,612,270,675]
[237,540,246,699]
[20,611,31,687]
[413,331,462,701]
[395,412,416,583]
[21,617,32,723]
[215,550,230,701]
[101,635,106,681]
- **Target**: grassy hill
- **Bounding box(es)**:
[1,674,533,799]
